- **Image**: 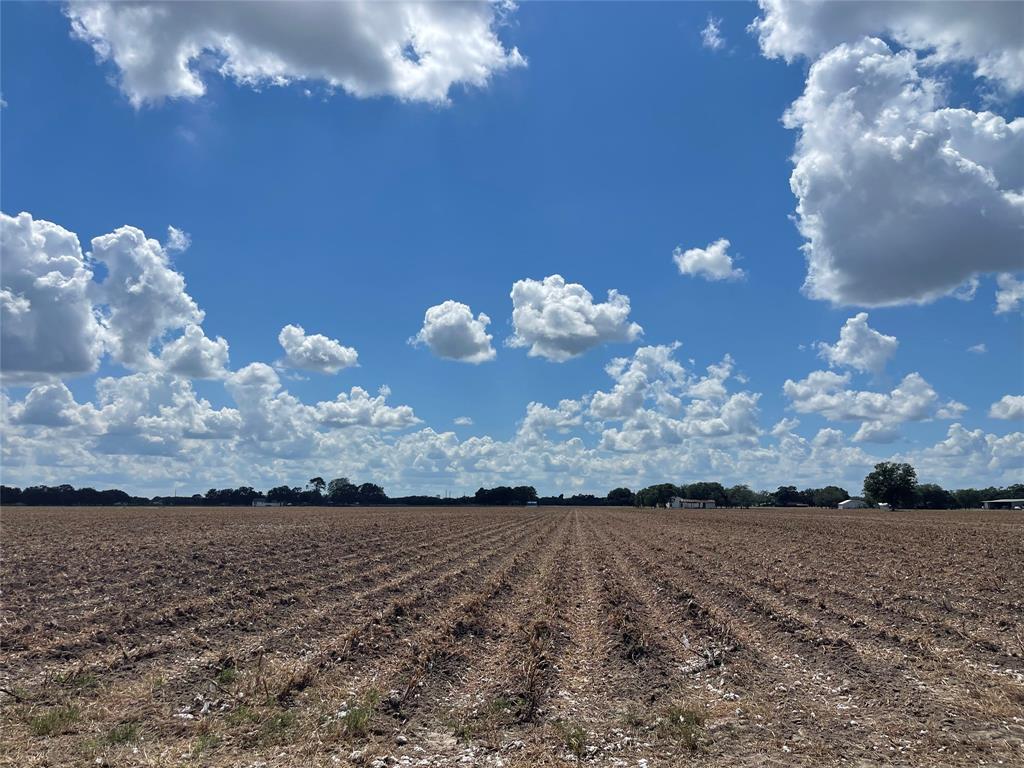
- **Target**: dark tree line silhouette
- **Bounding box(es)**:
[2,463,1021,509]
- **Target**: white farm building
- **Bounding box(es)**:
[838,498,869,509]
[981,498,1024,510]
[669,497,716,509]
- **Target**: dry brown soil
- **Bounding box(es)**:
[1,505,1022,767]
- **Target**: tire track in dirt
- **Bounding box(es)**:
[646,518,1024,720]
[1,517,478,659]
[627,512,1022,763]
[6,518,509,664]
[194,514,557,698]
[15,515,535,698]
[423,509,575,752]
[346,513,568,732]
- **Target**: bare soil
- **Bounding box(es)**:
[1,505,1022,767]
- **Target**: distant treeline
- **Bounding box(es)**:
[2,475,1021,509]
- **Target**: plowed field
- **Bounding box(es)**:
[2,506,1022,767]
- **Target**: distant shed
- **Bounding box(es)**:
[838,498,869,509]
[669,497,716,509]
[252,500,284,507]
[981,498,1024,510]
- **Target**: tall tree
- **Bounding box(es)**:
[309,477,326,494]
[916,483,954,509]
[811,486,848,508]
[327,477,358,503]
[607,487,635,506]
[863,462,918,509]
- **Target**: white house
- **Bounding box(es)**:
[252,499,284,507]
[669,497,716,509]
[838,498,869,509]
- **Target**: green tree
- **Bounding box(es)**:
[607,487,635,506]
[681,482,728,507]
[309,477,326,494]
[915,483,954,509]
[357,482,387,504]
[327,477,358,503]
[811,486,848,508]
[863,462,918,509]
[773,486,802,506]
[952,488,983,509]
[725,484,758,507]
[635,483,679,508]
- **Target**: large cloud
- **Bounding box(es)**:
[915,423,1024,476]
[5,346,1022,495]
[409,300,495,364]
[751,0,1024,93]
[586,345,761,453]
[517,399,583,444]
[66,0,525,107]
[90,224,205,369]
[316,386,420,430]
[508,275,643,362]
[782,38,1024,306]
[783,369,966,442]
[278,324,358,374]
[2,211,233,381]
[7,381,102,430]
[0,212,104,381]
[816,313,897,375]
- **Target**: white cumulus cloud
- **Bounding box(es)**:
[990,395,1024,421]
[782,38,1023,306]
[995,274,1024,314]
[750,0,1024,93]
[816,313,898,375]
[91,224,205,370]
[673,238,744,282]
[1,212,105,382]
[278,324,358,374]
[65,0,525,107]
[158,324,230,379]
[409,300,495,363]
[783,369,966,442]
[508,275,642,362]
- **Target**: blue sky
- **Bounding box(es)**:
[2,1,1022,496]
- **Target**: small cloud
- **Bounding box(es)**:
[410,300,496,364]
[953,277,978,301]
[454,416,473,426]
[989,395,1024,420]
[673,238,745,281]
[967,343,987,354]
[165,226,191,253]
[995,273,1023,314]
[701,16,725,51]
[278,324,358,374]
